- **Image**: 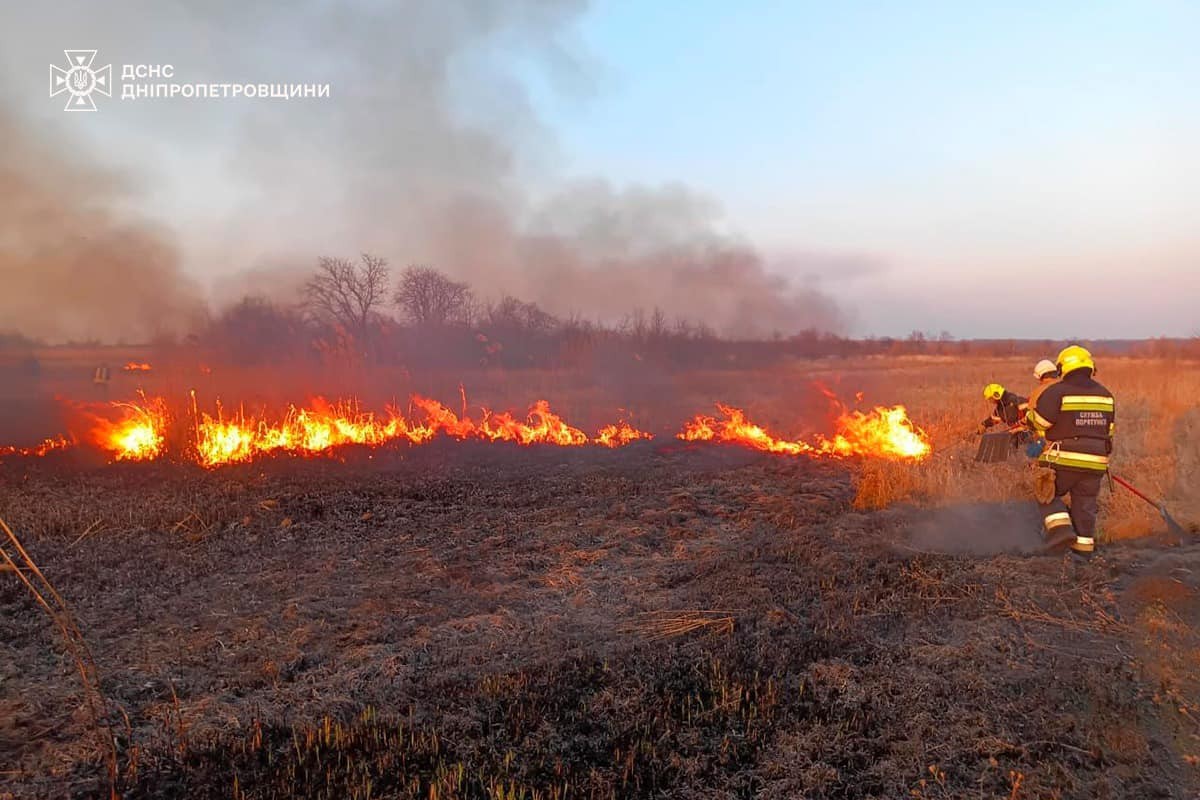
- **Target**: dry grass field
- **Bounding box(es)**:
[848,356,1200,541]
[2,349,1199,798]
[3,347,1196,542]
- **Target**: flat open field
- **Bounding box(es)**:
[2,355,1199,798]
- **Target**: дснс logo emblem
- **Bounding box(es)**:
[50,50,112,111]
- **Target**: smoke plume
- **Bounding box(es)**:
[2,0,852,340]
[0,108,205,342]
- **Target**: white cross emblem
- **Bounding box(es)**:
[50,50,112,111]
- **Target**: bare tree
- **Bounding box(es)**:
[648,307,669,342]
[622,307,669,343]
[394,265,472,327]
[485,296,558,333]
[303,254,390,346]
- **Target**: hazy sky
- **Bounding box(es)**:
[2,1,1197,339]
[542,1,1200,338]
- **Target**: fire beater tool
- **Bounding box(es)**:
[1109,473,1187,539]
[974,424,1027,463]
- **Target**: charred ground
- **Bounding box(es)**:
[2,444,1199,799]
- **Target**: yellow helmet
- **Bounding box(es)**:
[1056,344,1095,376]
[983,383,1005,401]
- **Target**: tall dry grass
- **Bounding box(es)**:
[6,348,1196,541]
[853,356,1200,541]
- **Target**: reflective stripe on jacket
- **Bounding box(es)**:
[1030,370,1114,472]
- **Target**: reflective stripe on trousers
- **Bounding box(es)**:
[1039,468,1103,554]
[1043,511,1072,530]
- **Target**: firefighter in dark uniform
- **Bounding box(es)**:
[981,383,1031,451]
[980,383,1027,430]
[1026,345,1115,554]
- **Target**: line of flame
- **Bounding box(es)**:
[0,393,930,466]
[676,403,930,460]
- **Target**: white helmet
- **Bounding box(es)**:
[1033,359,1058,379]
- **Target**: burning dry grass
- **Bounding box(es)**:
[677,402,929,460]
[849,356,1200,541]
[2,381,929,468]
[2,350,1192,545]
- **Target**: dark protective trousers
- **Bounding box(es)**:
[1040,467,1103,553]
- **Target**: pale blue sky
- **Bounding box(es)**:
[526,1,1200,336]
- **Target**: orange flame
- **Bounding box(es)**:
[677,404,809,455]
[195,398,415,467]
[677,403,929,461]
[89,396,168,461]
[595,421,654,448]
[821,406,931,460]
[408,396,596,446]
[190,396,646,466]
[0,436,73,459]
[481,400,590,446]
[4,390,929,466]
[122,362,153,372]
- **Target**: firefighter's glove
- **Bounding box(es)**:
[1025,438,1046,459]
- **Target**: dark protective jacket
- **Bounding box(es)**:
[1028,369,1115,472]
[983,390,1027,428]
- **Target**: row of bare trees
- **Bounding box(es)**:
[195,252,1200,370]
[303,255,477,334]
[206,254,566,366]
[298,253,715,341]
[200,253,735,367]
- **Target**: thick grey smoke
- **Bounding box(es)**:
[433,180,846,335]
[1,0,851,340]
[0,107,205,342]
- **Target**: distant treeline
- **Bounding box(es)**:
[2,255,1197,371]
